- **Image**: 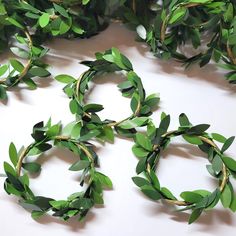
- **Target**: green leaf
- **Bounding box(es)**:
[132,176,150,187]
[0,64,8,76]
[54,74,75,84]
[70,198,93,210]
[159,115,170,132]
[6,173,24,192]
[182,135,203,145]
[149,169,160,190]
[82,0,90,5]
[169,7,187,24]
[53,3,69,18]
[222,156,236,171]
[211,133,227,143]
[118,117,149,129]
[7,17,24,29]
[179,113,191,127]
[136,157,146,174]
[69,160,90,171]
[31,211,45,220]
[212,155,223,175]
[84,104,104,113]
[193,189,211,197]
[10,59,24,72]
[221,136,235,153]
[135,133,152,151]
[230,195,236,212]
[39,13,50,28]
[23,78,37,90]
[221,184,232,208]
[180,191,203,203]
[22,162,41,173]
[161,187,177,200]
[9,142,18,167]
[49,200,68,209]
[103,126,114,143]
[0,85,7,100]
[29,67,50,77]
[141,185,162,200]
[187,124,210,135]
[46,124,61,137]
[188,209,203,224]
[144,93,160,109]
[95,172,113,188]
[4,162,16,176]
[79,130,100,141]
[10,47,29,59]
[132,145,149,158]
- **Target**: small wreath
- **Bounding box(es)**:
[3,119,112,221]
[55,47,159,139]
[132,113,236,224]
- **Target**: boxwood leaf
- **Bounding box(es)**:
[55,74,75,84]
[222,156,236,171]
[69,160,90,171]
[221,136,235,153]
[135,133,153,151]
[188,209,203,224]
[132,176,150,187]
[220,184,232,208]
[22,162,41,173]
[180,191,203,203]
[9,142,18,167]
[141,185,162,200]
[118,117,149,129]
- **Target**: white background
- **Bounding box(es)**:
[1,23,236,235]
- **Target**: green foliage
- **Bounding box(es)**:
[56,48,157,140]
[2,119,112,221]
[120,0,236,84]
[132,113,236,224]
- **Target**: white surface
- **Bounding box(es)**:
[1,23,236,235]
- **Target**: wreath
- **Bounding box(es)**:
[55,47,160,138]
[132,113,236,224]
[3,119,112,221]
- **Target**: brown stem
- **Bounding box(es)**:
[165,199,190,206]
[16,147,30,176]
[161,2,205,42]
[220,164,228,191]
[226,42,236,65]
[16,136,95,176]
[1,29,33,85]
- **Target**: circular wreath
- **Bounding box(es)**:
[55,47,160,139]
[3,119,112,221]
[132,113,236,224]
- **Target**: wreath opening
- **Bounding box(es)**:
[153,136,218,196]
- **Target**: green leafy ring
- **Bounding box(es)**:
[3,120,112,221]
[132,113,236,224]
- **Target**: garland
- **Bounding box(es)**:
[132,113,236,224]
[3,119,112,221]
[55,48,160,138]
[1,1,236,225]
[121,0,236,83]
[1,0,236,100]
